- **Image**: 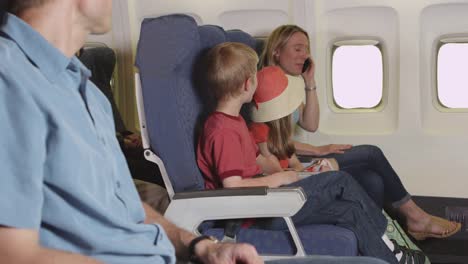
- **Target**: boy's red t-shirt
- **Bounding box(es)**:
[197,112,262,189]
[249,122,289,169]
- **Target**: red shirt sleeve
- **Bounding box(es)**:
[249,122,269,144]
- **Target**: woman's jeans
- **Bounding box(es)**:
[255,171,398,264]
[326,145,411,209]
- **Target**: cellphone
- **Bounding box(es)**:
[302,58,311,73]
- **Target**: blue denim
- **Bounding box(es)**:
[267,256,389,264]
[344,167,385,208]
[326,145,411,209]
[255,171,398,264]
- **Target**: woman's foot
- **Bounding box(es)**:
[400,199,461,240]
[407,215,461,241]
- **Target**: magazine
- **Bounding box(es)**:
[297,158,336,179]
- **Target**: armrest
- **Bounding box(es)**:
[172,187,268,199]
[164,187,306,233]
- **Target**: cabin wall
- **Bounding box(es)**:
[88,0,468,198]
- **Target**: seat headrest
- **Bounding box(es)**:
[136,14,199,76]
[79,47,116,84]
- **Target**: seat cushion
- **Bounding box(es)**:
[203,225,358,256]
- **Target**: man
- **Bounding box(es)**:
[0,1,260,263]
[0,1,388,264]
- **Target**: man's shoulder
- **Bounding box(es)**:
[0,36,31,80]
[0,31,23,55]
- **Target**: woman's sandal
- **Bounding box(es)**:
[408,216,461,241]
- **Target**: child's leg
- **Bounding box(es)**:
[293,171,388,231]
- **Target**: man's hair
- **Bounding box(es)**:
[203,42,258,103]
[7,0,49,14]
[259,25,310,68]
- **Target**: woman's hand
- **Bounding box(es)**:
[317,144,353,155]
[301,56,316,89]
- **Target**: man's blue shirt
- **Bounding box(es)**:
[0,13,175,264]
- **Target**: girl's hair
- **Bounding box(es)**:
[7,0,49,14]
[265,115,295,160]
[259,25,310,68]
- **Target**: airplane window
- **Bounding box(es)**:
[437,43,468,109]
[332,45,383,109]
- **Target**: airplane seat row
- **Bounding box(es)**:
[134,13,358,257]
[77,46,164,187]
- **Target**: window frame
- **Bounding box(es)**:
[327,38,388,113]
[434,37,468,112]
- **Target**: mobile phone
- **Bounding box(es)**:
[302,58,311,73]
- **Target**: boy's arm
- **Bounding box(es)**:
[0,227,102,264]
[207,130,298,188]
[222,170,298,188]
[223,153,299,189]
[256,142,283,174]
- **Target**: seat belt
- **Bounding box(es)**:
[222,219,243,243]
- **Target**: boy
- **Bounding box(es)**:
[197,42,299,189]
[196,42,422,264]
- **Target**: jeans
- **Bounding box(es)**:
[267,256,389,264]
[326,145,411,209]
[255,171,398,264]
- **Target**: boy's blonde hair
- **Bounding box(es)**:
[259,25,310,68]
[266,115,295,160]
[204,42,258,103]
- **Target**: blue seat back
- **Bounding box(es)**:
[135,14,255,193]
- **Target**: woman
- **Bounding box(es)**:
[259,24,460,241]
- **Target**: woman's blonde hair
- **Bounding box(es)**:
[259,25,310,68]
[204,42,258,103]
[265,115,295,160]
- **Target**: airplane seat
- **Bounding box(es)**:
[254,37,266,57]
[77,46,165,187]
[135,13,358,258]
